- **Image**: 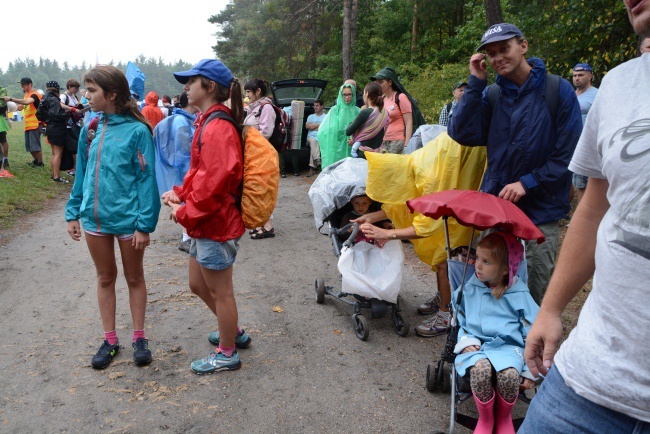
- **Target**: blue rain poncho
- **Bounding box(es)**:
[153,109,197,195]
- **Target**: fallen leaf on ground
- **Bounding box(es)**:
[272,306,284,313]
[108,371,125,380]
[333,330,342,334]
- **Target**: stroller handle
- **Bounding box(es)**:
[329,222,360,257]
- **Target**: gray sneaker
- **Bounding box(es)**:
[414,312,450,337]
[417,292,441,315]
[178,239,191,253]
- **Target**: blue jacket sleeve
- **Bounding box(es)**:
[133,128,161,233]
[518,79,582,193]
[447,75,489,148]
[65,125,89,221]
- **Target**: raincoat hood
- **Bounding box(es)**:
[492,232,525,288]
[145,91,159,106]
[317,84,360,168]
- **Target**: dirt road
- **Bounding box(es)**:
[0,175,489,433]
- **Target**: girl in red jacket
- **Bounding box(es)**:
[162,59,250,375]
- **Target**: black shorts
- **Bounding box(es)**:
[47,134,66,147]
[0,131,6,143]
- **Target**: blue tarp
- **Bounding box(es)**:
[126,62,145,101]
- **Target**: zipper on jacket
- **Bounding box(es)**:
[93,118,108,231]
[137,149,146,172]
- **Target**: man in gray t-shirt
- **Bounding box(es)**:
[520,2,650,431]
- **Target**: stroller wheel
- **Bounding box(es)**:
[315,278,325,304]
[426,362,438,392]
[352,314,369,341]
[441,363,452,393]
[392,311,409,337]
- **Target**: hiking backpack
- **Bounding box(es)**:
[254,102,290,151]
[487,74,561,123]
[394,91,426,133]
[199,111,280,229]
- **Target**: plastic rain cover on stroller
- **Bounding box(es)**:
[308,157,404,304]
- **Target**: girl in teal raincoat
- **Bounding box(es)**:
[317,83,360,168]
[453,232,539,434]
[65,65,160,371]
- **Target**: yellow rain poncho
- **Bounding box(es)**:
[365,132,487,270]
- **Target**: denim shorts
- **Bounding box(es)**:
[190,237,241,270]
[572,173,588,189]
[519,367,649,434]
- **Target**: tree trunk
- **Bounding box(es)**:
[342,0,352,80]
[350,0,358,79]
[483,0,503,26]
[411,0,418,61]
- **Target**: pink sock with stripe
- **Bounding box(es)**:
[133,330,146,342]
[219,345,236,358]
[104,330,118,345]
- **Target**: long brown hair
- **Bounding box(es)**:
[83,65,153,134]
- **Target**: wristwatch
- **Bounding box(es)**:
[392,229,397,239]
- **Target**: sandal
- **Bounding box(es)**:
[249,228,262,235]
[250,227,275,239]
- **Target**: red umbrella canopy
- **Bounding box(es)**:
[407,190,546,243]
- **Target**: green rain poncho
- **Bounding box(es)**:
[317,84,360,168]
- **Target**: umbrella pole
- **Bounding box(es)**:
[443,216,451,261]
[456,227,476,309]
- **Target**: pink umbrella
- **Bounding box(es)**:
[407,189,545,243]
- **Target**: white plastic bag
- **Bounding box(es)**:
[337,240,404,304]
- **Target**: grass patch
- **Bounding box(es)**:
[0,121,72,231]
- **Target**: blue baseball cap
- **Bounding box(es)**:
[573,63,593,72]
[173,59,234,88]
[477,23,524,51]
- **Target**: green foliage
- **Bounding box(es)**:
[404,62,474,123]
[509,1,636,83]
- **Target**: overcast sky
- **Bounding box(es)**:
[3,0,230,71]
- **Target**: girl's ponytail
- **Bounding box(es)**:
[229,78,244,126]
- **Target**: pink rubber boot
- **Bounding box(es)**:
[472,391,495,434]
[494,392,517,434]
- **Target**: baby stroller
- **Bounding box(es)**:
[308,158,409,341]
[407,189,545,433]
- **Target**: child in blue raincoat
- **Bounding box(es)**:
[452,232,539,434]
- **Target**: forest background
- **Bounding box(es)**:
[0,0,637,122]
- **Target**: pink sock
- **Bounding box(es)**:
[133,330,146,342]
[104,330,118,345]
[236,327,243,336]
[219,345,236,358]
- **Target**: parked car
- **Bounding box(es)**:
[270,79,328,172]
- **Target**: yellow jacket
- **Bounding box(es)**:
[366,132,486,270]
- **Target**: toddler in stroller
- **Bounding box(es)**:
[308,158,409,341]
[453,232,538,434]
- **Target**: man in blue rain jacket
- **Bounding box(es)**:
[448,23,582,305]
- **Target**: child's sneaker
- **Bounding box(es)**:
[207,329,252,349]
[414,311,450,337]
[191,349,241,375]
[91,340,120,369]
[132,338,152,366]
[417,292,441,315]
